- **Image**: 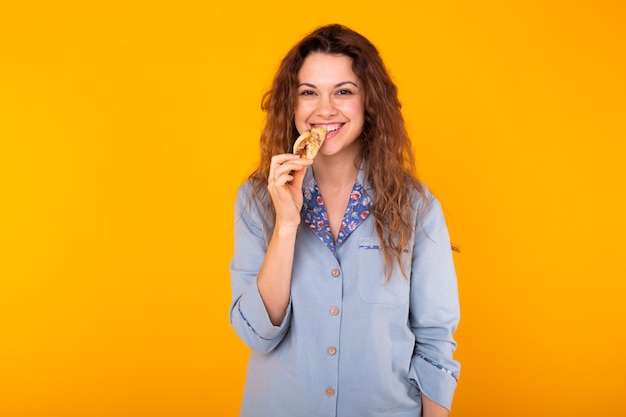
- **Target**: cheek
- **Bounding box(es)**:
[344,101,365,123]
[294,108,310,133]
[294,102,312,120]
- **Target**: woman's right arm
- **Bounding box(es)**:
[256,154,311,325]
[229,155,311,353]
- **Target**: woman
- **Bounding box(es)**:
[230,24,460,417]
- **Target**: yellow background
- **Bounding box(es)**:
[1,1,624,416]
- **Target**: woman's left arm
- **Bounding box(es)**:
[422,394,450,417]
[408,192,461,412]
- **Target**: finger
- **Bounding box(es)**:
[271,157,312,184]
[290,163,309,189]
[279,159,312,176]
[270,154,301,171]
[269,154,301,182]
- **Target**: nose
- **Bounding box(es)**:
[317,95,337,118]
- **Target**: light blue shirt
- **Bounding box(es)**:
[230,166,460,417]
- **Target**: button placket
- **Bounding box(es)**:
[324,267,340,403]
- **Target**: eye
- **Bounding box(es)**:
[336,89,353,95]
[299,89,316,96]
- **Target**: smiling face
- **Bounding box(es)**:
[295,53,365,161]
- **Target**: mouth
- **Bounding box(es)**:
[313,123,343,133]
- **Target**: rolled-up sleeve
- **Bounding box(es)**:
[408,193,461,410]
[229,184,291,354]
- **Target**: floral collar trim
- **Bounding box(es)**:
[301,177,372,255]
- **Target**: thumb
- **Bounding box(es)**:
[290,163,309,190]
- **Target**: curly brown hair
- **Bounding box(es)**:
[248,24,428,278]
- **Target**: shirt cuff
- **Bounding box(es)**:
[408,353,459,411]
[238,278,291,341]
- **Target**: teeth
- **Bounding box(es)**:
[316,124,341,132]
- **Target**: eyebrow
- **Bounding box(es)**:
[298,81,359,88]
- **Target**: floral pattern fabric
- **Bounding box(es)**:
[301,178,372,255]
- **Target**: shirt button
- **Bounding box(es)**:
[325,387,335,396]
[330,306,339,316]
[331,269,340,278]
[327,346,337,355]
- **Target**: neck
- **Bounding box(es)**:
[312,154,361,191]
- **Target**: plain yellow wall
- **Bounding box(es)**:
[1,1,624,416]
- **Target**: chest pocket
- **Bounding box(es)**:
[358,237,410,305]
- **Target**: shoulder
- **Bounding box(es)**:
[409,181,450,233]
[234,178,266,219]
[235,178,254,201]
[410,180,437,209]
[235,176,267,204]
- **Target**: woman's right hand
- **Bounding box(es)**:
[267,154,313,229]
